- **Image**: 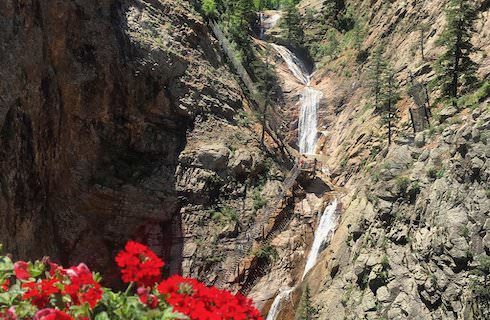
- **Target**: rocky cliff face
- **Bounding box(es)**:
[0,0,292,287]
[1,0,488,319]
[279,0,490,319]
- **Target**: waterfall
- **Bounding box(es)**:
[264,200,338,320]
[265,287,293,320]
[270,43,322,154]
[299,88,321,154]
[302,199,338,279]
[270,44,309,85]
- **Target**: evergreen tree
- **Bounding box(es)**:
[201,0,217,17]
[418,23,430,61]
[251,47,281,145]
[296,286,317,320]
[434,0,479,108]
[380,68,400,146]
[367,46,387,112]
[282,2,305,46]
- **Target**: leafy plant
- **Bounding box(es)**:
[253,189,267,211]
[0,242,262,319]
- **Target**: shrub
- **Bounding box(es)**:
[395,176,411,194]
[253,189,267,211]
[254,245,278,262]
[427,167,438,179]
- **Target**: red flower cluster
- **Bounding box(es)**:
[63,264,103,308]
[1,241,263,319]
[157,275,262,320]
[20,262,103,311]
[23,278,60,308]
[115,241,164,287]
[34,309,73,320]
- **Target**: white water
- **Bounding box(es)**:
[265,287,293,320]
[270,44,310,85]
[259,13,281,39]
[302,199,338,279]
[265,200,338,320]
[270,43,322,154]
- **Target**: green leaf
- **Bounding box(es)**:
[28,261,45,278]
[0,256,13,273]
[94,312,111,320]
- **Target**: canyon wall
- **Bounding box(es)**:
[0,0,292,287]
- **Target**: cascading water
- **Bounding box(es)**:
[299,88,321,154]
[302,199,338,279]
[263,13,331,320]
[270,43,322,154]
[265,287,293,320]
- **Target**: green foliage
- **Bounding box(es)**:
[368,53,400,146]
[211,206,238,224]
[251,53,281,104]
[96,291,185,320]
[367,46,387,111]
[381,255,390,269]
[201,0,217,17]
[434,0,479,106]
[254,244,278,261]
[458,80,490,109]
[253,189,267,211]
[296,286,317,320]
[395,176,411,194]
[281,2,305,46]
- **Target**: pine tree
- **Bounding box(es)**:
[252,46,281,145]
[282,2,305,46]
[380,68,400,146]
[296,286,317,320]
[201,0,217,17]
[367,46,387,112]
[434,0,479,108]
[418,23,430,61]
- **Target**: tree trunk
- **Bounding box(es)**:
[261,103,267,146]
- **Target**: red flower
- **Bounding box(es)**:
[157,275,262,320]
[13,261,30,280]
[1,279,10,291]
[63,264,103,308]
[115,241,164,287]
[137,287,159,309]
[22,278,60,309]
[34,309,73,320]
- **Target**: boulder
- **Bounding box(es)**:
[438,105,458,123]
[376,286,390,302]
[180,144,230,170]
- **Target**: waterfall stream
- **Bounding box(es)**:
[262,13,333,320]
[265,200,338,320]
[302,199,338,279]
[270,43,322,154]
[265,287,293,320]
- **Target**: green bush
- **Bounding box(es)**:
[395,176,411,194]
[211,206,238,224]
[253,189,267,211]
